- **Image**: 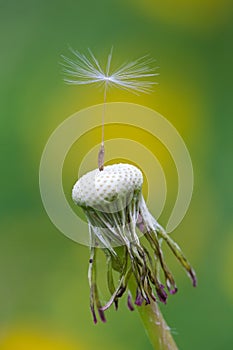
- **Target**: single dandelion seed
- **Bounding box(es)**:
[72,163,197,323]
[61,48,159,170]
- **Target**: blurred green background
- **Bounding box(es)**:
[1,0,233,349]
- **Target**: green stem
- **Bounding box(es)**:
[129,280,178,350]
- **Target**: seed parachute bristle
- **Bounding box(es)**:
[61,48,159,94]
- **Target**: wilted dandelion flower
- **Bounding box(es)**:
[63,48,196,324]
[72,163,196,323]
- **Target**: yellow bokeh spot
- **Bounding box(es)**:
[0,328,84,350]
[129,0,232,32]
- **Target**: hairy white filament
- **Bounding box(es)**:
[61,48,159,94]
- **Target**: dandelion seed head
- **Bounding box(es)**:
[72,163,142,212]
